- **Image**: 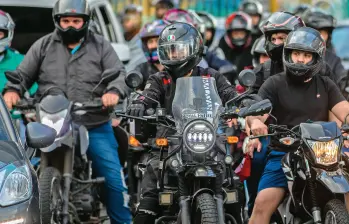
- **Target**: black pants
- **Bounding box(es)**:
[133,154,244,224]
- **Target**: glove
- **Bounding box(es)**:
[127,102,145,117]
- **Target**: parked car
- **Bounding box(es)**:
[1,0,131,63]
[0,91,56,224]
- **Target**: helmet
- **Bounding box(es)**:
[283,27,326,83]
[239,0,263,16]
[292,4,310,17]
[225,12,253,48]
[140,19,170,63]
[251,36,267,67]
[261,11,305,61]
[302,8,336,33]
[52,0,91,44]
[197,11,217,47]
[0,10,15,54]
[239,1,263,35]
[158,22,204,78]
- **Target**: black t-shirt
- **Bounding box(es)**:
[258,72,345,127]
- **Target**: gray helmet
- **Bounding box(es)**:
[0,10,15,53]
[251,36,267,67]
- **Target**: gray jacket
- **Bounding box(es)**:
[5,30,128,128]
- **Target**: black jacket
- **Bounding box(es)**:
[141,66,237,115]
[5,30,128,128]
[324,49,347,89]
[134,62,160,90]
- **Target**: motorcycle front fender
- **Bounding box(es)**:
[317,169,349,194]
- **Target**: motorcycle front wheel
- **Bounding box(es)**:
[324,199,349,224]
[194,193,219,224]
[40,167,63,224]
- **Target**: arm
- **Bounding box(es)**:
[101,39,130,99]
[327,77,349,124]
[140,74,164,108]
[4,39,42,95]
[213,70,237,105]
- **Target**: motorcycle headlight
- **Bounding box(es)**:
[0,165,32,206]
[40,109,68,136]
[307,139,339,166]
[183,120,215,154]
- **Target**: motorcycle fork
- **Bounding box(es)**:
[215,171,225,224]
[62,147,74,224]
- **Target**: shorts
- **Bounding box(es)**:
[257,150,288,192]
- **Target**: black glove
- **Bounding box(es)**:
[127,102,145,117]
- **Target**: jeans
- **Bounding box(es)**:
[87,122,131,224]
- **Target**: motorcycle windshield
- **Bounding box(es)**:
[172,77,223,131]
[300,122,341,141]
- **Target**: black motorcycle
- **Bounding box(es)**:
[251,122,349,224]
[5,72,119,224]
[118,70,272,224]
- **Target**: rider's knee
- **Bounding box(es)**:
[253,194,272,214]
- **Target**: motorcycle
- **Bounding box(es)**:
[5,71,119,224]
[117,70,272,224]
[250,122,349,224]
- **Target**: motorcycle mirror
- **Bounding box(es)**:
[238,69,256,88]
[5,71,22,84]
[238,99,272,117]
[25,122,57,148]
[125,70,144,89]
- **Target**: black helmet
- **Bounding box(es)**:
[153,0,174,9]
[292,4,310,17]
[283,27,326,83]
[251,36,267,67]
[53,0,91,44]
[225,12,253,48]
[158,22,204,78]
[261,11,305,61]
[197,11,217,47]
[239,0,263,35]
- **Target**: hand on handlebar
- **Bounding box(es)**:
[250,119,268,136]
[4,91,20,110]
[102,92,119,107]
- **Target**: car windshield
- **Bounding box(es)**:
[172,76,223,131]
[332,26,349,60]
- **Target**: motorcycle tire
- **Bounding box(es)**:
[323,199,349,224]
[40,167,63,224]
[194,193,219,224]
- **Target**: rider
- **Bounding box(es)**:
[219,11,254,83]
[302,7,346,88]
[122,4,147,71]
[246,27,349,224]
[253,11,306,91]
[153,0,174,19]
[239,0,264,43]
[3,0,131,223]
[251,36,269,68]
[196,11,222,54]
[128,22,239,224]
[134,19,169,90]
[0,10,38,141]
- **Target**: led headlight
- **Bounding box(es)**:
[183,120,215,153]
[307,139,339,166]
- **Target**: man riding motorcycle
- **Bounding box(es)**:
[239,0,264,43]
[246,27,349,224]
[219,11,254,83]
[3,0,131,223]
[134,19,169,90]
[0,10,38,142]
[128,22,240,224]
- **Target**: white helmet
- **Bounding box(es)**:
[0,10,15,53]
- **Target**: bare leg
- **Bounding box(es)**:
[248,187,285,224]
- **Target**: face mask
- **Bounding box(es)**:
[265,43,283,62]
[59,26,87,44]
[231,37,245,47]
[145,48,159,63]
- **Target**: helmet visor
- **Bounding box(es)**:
[286,30,325,57]
[158,38,199,63]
